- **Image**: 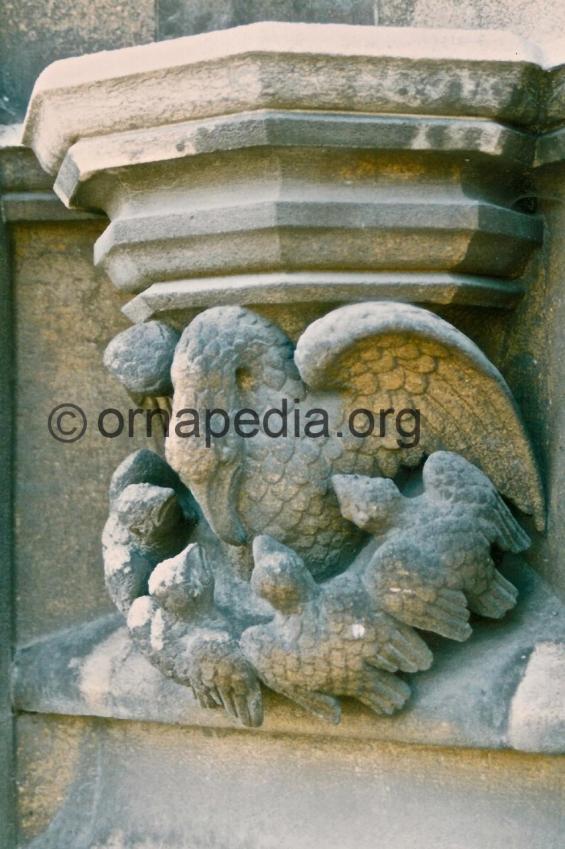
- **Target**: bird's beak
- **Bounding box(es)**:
[198,462,248,546]
[331,474,355,512]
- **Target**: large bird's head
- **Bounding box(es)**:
[165,306,302,547]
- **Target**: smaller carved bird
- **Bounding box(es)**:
[128,542,263,728]
[102,481,189,616]
[102,448,196,615]
[332,451,530,642]
[241,535,433,723]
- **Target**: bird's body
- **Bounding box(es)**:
[165,303,543,581]
[334,451,530,641]
[128,542,263,727]
[166,306,372,577]
[104,302,543,727]
[242,453,529,721]
[241,536,432,722]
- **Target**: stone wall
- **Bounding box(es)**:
[2,4,565,849]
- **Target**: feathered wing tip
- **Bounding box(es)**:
[422,451,531,553]
[295,302,545,531]
[370,618,433,673]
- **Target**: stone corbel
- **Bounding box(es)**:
[17,24,565,751]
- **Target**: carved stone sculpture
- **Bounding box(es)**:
[243,446,531,720]
[242,534,433,723]
[333,451,528,638]
[102,300,542,726]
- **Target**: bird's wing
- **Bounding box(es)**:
[183,630,264,728]
[294,302,544,530]
[364,538,472,642]
[422,451,531,553]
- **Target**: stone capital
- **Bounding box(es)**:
[20,24,565,315]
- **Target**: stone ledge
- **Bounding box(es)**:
[1,192,103,222]
[23,23,548,174]
[21,25,565,300]
[94,201,541,292]
[0,128,105,223]
[12,558,565,754]
[56,111,536,208]
[508,642,565,754]
[536,127,565,167]
[123,273,524,322]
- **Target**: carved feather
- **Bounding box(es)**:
[295,302,545,530]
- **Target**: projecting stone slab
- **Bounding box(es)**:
[94,199,541,292]
[12,558,565,753]
[22,23,544,174]
[21,23,550,304]
[55,111,536,208]
[508,642,565,754]
[123,273,524,322]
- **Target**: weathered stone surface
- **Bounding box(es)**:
[9,19,565,849]
[377,0,565,46]
[166,303,544,551]
[158,0,377,39]
[0,155,15,849]
[22,23,544,175]
[95,302,546,728]
[16,711,565,849]
[508,641,565,754]
[0,0,154,123]
[123,273,524,322]
[56,111,536,207]
[53,109,540,293]
[21,26,554,305]
[13,556,565,754]
[12,221,143,643]
[525,162,565,601]
[93,196,540,293]
[536,127,565,167]
[1,125,104,222]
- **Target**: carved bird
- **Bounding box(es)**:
[332,451,531,642]
[102,482,189,615]
[102,448,195,615]
[161,301,543,578]
[128,542,263,727]
[102,450,262,727]
[240,534,433,723]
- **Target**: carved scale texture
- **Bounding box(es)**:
[241,538,433,721]
[241,453,530,719]
[167,303,543,579]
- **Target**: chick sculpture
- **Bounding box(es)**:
[128,542,263,727]
[241,453,530,721]
[103,450,263,727]
[241,535,433,723]
[332,451,530,642]
[101,301,544,727]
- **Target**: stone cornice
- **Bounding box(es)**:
[22,23,547,174]
[17,25,565,304]
[0,126,103,223]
